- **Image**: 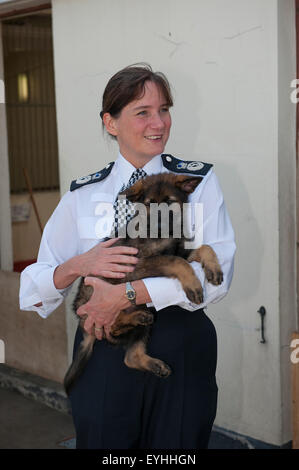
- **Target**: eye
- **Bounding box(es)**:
[144,199,155,206]
[164,198,177,205]
[160,107,170,113]
[137,110,148,116]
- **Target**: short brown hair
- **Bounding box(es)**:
[100,63,173,134]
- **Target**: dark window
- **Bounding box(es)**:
[2,14,59,193]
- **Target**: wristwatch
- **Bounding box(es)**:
[125,282,136,305]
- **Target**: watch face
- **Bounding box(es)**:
[127,291,135,300]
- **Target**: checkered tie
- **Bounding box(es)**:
[112,168,147,237]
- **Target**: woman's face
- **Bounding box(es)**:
[107,81,172,165]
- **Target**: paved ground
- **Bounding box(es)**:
[0,386,250,449]
[0,388,75,449]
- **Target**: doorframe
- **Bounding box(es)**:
[0,21,12,270]
[0,0,52,271]
[0,1,50,20]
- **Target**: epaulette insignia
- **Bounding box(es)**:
[162,154,213,176]
[70,162,115,191]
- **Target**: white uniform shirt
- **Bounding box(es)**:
[19,152,236,319]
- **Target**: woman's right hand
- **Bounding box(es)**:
[77,237,139,279]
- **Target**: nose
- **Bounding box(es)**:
[149,111,165,130]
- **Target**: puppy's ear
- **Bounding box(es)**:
[175,175,203,193]
[122,179,144,202]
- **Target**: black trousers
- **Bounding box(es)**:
[69,306,218,449]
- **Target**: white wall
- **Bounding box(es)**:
[51,0,297,445]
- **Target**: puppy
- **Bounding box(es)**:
[64,173,223,395]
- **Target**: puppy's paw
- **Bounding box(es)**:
[183,278,204,304]
[149,359,172,378]
[110,324,133,337]
[107,335,119,344]
[183,275,203,304]
[185,287,204,304]
[135,312,154,326]
[204,264,223,285]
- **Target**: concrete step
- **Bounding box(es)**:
[0,363,70,415]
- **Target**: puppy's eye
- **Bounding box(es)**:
[165,199,177,205]
[144,199,156,206]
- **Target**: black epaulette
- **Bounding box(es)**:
[70,162,115,191]
[162,154,213,176]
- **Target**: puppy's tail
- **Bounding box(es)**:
[64,333,96,396]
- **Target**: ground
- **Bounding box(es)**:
[0,386,249,449]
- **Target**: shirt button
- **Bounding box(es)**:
[166,156,172,162]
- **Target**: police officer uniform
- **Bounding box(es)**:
[19,152,236,449]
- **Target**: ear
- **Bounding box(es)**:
[102,112,118,137]
[174,175,203,194]
[122,179,144,202]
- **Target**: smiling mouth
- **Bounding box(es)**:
[145,135,163,141]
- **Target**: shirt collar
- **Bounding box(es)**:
[115,152,164,186]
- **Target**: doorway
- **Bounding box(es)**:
[1,10,60,272]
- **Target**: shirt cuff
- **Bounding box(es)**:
[143,273,206,312]
[35,265,66,301]
[143,276,185,311]
[20,300,62,319]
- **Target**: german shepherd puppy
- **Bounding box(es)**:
[64,173,223,395]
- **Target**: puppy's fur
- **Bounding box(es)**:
[64,173,223,395]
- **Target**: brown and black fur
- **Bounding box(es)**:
[64,173,223,395]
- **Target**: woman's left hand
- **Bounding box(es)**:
[76,277,127,340]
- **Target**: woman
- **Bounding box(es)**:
[19,64,236,449]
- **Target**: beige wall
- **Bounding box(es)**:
[11,191,60,262]
[2,191,68,384]
[0,270,68,383]
[51,0,297,445]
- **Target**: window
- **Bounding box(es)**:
[2,14,59,193]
